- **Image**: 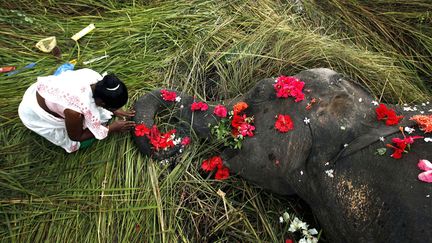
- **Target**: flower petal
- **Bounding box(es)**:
[418,159,432,171]
[418,170,432,183]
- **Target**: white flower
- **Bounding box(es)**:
[288,217,308,232]
[282,212,290,222]
[344,143,348,147]
[420,111,425,114]
[340,126,346,130]
[300,170,304,175]
[404,127,415,134]
[324,162,329,166]
[427,101,430,104]
[175,96,181,102]
[325,169,334,178]
[371,100,379,106]
[379,137,385,142]
[180,104,184,109]
[427,195,430,198]
[422,103,426,106]
[403,106,414,111]
[358,98,363,103]
[308,228,318,235]
[424,137,432,142]
[304,117,310,125]
[279,216,284,223]
[173,138,182,145]
[299,238,307,243]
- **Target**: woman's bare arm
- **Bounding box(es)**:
[64,109,97,141]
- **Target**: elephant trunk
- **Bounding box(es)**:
[132,89,222,158]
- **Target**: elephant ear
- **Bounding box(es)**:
[294,68,379,164]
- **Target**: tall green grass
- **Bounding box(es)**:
[1,0,431,242]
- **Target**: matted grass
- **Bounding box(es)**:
[1,0,431,242]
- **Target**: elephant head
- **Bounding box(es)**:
[133,68,432,242]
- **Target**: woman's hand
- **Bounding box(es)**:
[109,120,136,133]
[113,109,135,119]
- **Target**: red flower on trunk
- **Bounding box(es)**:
[134,124,150,137]
[215,166,230,180]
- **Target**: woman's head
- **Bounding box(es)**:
[93,74,128,110]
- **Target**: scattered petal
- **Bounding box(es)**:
[379,136,385,142]
[175,96,182,102]
[279,216,284,223]
[325,169,334,178]
[418,159,432,171]
[418,170,432,183]
[404,127,415,134]
[340,126,346,130]
[371,100,379,106]
[425,137,432,142]
[344,144,348,147]
[303,117,310,125]
[358,98,363,103]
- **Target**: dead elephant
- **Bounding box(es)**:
[133,68,432,242]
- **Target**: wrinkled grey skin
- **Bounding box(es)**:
[133,68,432,242]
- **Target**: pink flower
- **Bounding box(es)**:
[418,159,432,183]
[273,76,305,102]
[239,123,255,137]
[213,104,227,118]
[160,89,177,102]
[191,101,209,111]
[181,136,191,146]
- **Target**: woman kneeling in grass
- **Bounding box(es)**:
[18,68,135,152]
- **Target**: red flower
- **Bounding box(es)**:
[273,76,305,102]
[231,114,246,129]
[375,104,388,120]
[285,240,294,243]
[215,166,230,180]
[201,156,223,172]
[147,125,176,151]
[134,124,150,137]
[387,142,407,159]
[275,114,294,133]
[239,123,255,137]
[213,104,227,118]
[160,89,177,102]
[375,104,403,126]
[233,102,248,115]
[181,136,191,146]
[387,134,423,159]
[191,101,209,111]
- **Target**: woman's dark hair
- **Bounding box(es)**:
[93,74,128,109]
